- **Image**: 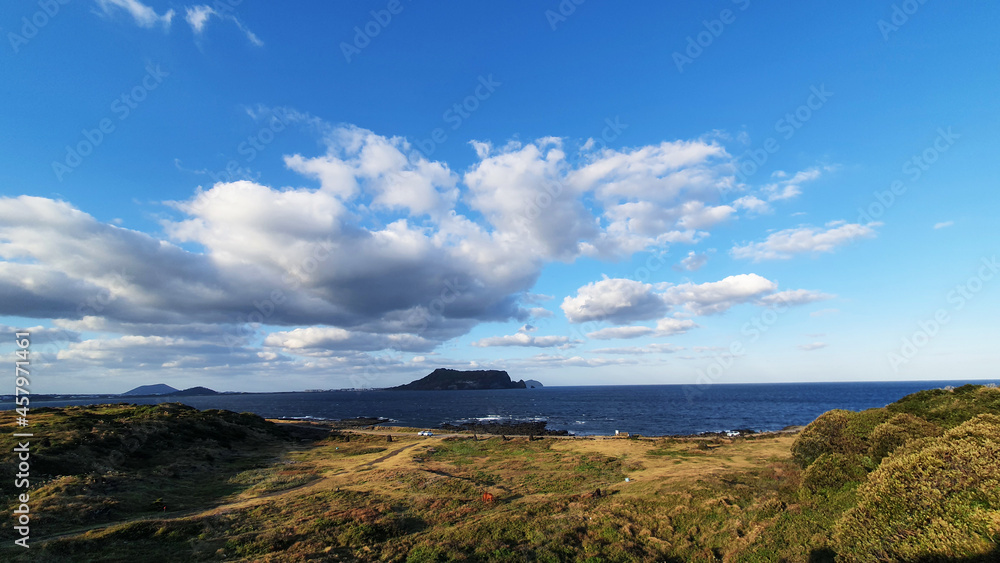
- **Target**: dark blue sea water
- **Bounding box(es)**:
[30,380,995,436]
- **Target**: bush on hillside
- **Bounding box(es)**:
[800,453,869,494]
[791,408,890,468]
[833,414,1000,562]
[867,413,942,464]
[887,384,1000,428]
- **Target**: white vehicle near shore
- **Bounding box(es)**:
[417,430,434,436]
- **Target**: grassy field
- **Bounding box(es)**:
[2,386,998,561]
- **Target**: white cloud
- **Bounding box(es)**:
[676,250,710,272]
[655,317,698,335]
[2,120,847,386]
[264,327,437,354]
[733,195,772,215]
[731,221,880,261]
[471,332,578,349]
[798,342,828,351]
[528,307,555,319]
[561,277,668,324]
[510,354,635,369]
[585,326,655,340]
[185,5,213,32]
[662,273,777,315]
[759,289,835,306]
[463,139,596,261]
[762,167,825,201]
[933,221,954,230]
[95,0,174,29]
[591,343,683,355]
[184,5,263,46]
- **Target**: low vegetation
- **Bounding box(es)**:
[1,385,997,561]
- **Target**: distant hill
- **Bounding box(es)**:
[389,369,533,391]
[172,386,219,396]
[121,384,218,396]
[122,384,178,396]
[524,379,543,389]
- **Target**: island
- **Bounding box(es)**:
[122,384,219,397]
[388,368,536,391]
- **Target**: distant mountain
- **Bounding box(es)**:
[389,369,533,391]
[172,386,219,396]
[122,384,178,396]
[523,379,543,389]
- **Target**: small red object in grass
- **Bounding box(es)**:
[481,492,495,504]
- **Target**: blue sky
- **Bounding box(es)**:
[1,0,998,393]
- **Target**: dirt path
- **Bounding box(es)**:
[34,439,426,545]
[360,441,420,467]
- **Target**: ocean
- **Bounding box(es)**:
[30,380,995,436]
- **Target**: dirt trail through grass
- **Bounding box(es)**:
[360,441,420,467]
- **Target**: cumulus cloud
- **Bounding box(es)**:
[561,277,668,324]
[95,0,174,29]
[2,119,843,385]
[731,221,880,261]
[655,317,698,335]
[662,273,777,315]
[733,195,771,215]
[675,250,710,272]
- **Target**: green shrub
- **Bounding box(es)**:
[887,385,1000,428]
[867,413,942,464]
[791,410,852,468]
[801,453,869,494]
[833,414,1000,562]
[791,408,890,468]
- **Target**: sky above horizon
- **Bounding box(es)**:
[2,1,998,393]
